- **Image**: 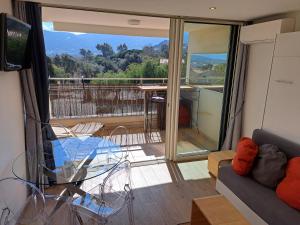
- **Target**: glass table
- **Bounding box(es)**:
[12,136,123,186]
[12,135,125,221]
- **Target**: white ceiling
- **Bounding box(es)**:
[43,7,170,36]
[34,0,300,21]
[43,7,170,30]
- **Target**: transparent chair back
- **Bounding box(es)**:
[72,160,134,225]
[107,126,129,162]
[0,177,45,225]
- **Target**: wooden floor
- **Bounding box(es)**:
[45,160,217,225]
[85,160,216,225]
[94,125,218,162]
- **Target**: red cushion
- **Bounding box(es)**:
[276,157,300,210]
[285,157,300,179]
[232,137,258,176]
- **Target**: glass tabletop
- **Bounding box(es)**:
[12,136,124,185]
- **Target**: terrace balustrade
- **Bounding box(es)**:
[49,77,168,119]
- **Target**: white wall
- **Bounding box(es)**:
[242,43,274,137]
[263,32,300,143]
[0,1,25,178]
[243,14,300,145]
[192,88,223,147]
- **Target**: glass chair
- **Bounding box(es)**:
[71,160,135,225]
[107,126,129,163]
[0,177,45,225]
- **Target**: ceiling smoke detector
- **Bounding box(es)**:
[128,19,141,26]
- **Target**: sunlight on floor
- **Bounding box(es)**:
[126,144,165,162]
[130,160,210,189]
[177,141,209,155]
[80,160,211,195]
[130,163,173,189]
[177,160,210,180]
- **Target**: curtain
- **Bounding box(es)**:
[222,43,248,150]
[25,2,50,126]
[13,1,54,184]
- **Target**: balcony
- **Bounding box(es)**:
[49,78,222,162]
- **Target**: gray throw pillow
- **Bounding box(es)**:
[252,144,287,188]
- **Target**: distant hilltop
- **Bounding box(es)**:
[43,30,169,56]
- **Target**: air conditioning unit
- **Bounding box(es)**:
[240,19,295,44]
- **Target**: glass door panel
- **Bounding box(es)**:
[176,22,231,158]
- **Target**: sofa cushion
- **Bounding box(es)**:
[219,165,300,225]
[232,137,258,176]
[252,129,300,158]
[252,144,287,188]
[277,157,300,210]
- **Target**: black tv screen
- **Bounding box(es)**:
[0,13,31,71]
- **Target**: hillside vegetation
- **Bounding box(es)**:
[47,42,169,85]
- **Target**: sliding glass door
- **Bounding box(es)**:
[172,22,234,159]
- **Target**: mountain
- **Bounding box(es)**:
[43,30,169,56]
[191,54,227,65]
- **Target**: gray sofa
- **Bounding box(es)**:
[216,129,300,225]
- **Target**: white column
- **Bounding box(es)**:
[165,18,184,161]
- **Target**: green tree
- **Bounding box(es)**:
[95,56,118,73]
[53,55,62,67]
[96,43,114,58]
[160,43,169,58]
[142,46,156,57]
[52,65,66,78]
[60,54,77,75]
[117,43,128,53]
[125,63,144,81]
[143,60,156,81]
[80,49,94,62]
[213,63,227,75]
[155,64,168,78]
[46,56,54,77]
[80,48,87,58]
[79,62,101,78]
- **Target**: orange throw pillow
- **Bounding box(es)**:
[232,137,258,176]
[276,157,300,210]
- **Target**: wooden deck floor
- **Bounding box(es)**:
[47,160,217,225]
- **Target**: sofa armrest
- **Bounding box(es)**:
[208,150,235,177]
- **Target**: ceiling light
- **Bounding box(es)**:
[209,7,217,10]
[128,19,141,26]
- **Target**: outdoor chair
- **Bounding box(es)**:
[52,122,104,138]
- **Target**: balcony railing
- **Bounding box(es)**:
[49,77,168,119]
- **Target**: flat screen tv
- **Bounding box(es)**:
[0,13,31,71]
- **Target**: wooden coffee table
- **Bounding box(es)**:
[191,195,250,225]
